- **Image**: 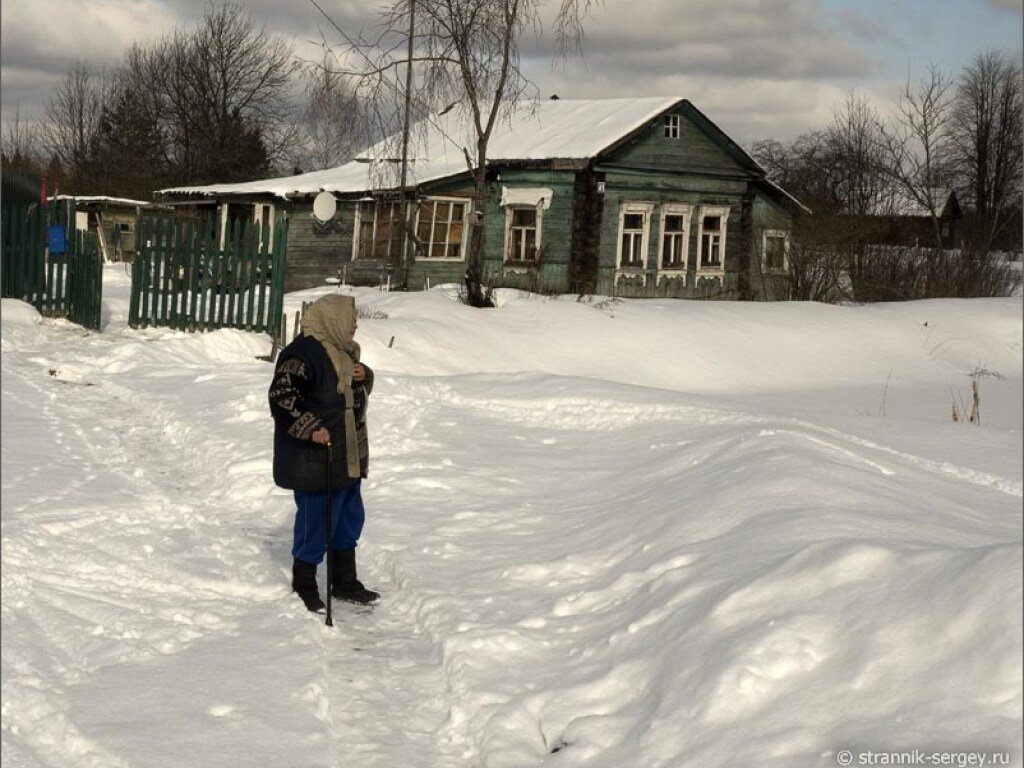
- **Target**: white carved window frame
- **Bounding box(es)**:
[616,202,654,270]
[657,203,692,273]
[762,228,790,272]
[696,205,731,275]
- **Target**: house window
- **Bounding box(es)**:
[614,207,647,270]
[762,229,789,271]
[664,114,680,139]
[659,205,691,270]
[506,207,539,262]
[617,204,652,269]
[697,206,730,271]
[416,198,468,259]
[356,201,405,261]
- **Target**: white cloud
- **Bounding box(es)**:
[2,0,175,73]
[529,0,874,80]
[0,0,1004,150]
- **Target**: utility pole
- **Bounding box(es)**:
[398,0,415,290]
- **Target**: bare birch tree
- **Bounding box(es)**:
[826,92,889,217]
[878,64,956,249]
[140,2,299,184]
[950,50,1023,255]
[1,105,44,176]
[39,61,110,193]
[327,0,596,305]
[295,53,372,172]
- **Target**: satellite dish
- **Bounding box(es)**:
[312,191,337,223]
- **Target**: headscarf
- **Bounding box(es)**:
[301,294,362,479]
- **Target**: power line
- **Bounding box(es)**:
[306,0,472,181]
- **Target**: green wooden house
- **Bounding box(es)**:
[158,97,805,300]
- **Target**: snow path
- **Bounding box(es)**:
[2,322,468,768]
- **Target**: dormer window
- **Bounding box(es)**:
[664,114,680,139]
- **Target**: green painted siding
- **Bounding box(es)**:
[611,110,743,174]
[594,171,747,298]
[750,193,795,301]
[481,169,576,292]
[283,201,355,292]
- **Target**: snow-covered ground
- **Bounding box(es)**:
[2,266,1021,768]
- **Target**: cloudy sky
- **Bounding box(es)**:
[2,0,1021,147]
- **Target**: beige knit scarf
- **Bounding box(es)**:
[300,294,362,479]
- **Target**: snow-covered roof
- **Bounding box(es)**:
[158,97,683,199]
[49,194,156,207]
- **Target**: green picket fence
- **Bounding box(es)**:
[1,201,103,330]
[128,213,287,335]
[66,229,103,330]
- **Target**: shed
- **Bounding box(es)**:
[49,195,171,262]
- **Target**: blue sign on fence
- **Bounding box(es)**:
[47,225,67,255]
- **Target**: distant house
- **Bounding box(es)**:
[158,98,806,299]
[864,189,963,249]
[49,195,170,262]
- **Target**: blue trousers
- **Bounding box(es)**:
[292,480,365,565]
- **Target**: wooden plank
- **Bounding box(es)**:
[139,218,152,327]
[254,217,270,332]
[225,217,240,327]
[269,216,287,338]
[55,247,66,318]
[211,227,225,328]
[242,218,257,330]
[183,218,197,331]
[197,218,212,331]
[128,213,141,327]
[160,215,173,325]
[245,217,258,327]
[152,217,166,325]
[168,217,182,329]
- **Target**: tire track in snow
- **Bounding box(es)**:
[783,420,1023,498]
[402,376,1021,499]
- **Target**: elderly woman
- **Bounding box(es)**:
[268,294,379,611]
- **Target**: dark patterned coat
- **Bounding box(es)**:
[268,334,373,491]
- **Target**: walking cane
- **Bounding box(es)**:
[325,441,334,628]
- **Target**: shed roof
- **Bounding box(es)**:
[49,194,156,207]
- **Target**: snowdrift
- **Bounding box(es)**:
[2,270,1020,767]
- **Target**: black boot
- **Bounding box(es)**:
[331,548,380,604]
[292,558,325,613]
